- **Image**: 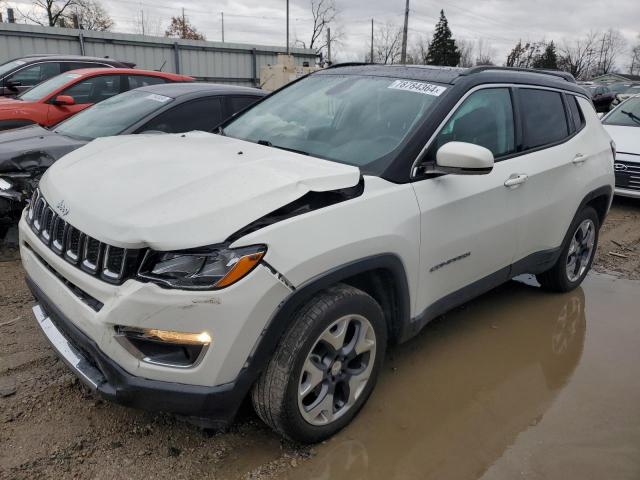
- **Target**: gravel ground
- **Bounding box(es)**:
[1,198,639,479]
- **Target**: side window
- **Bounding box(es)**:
[430,88,515,160]
[61,75,123,104]
[140,98,223,133]
[567,96,585,132]
[228,96,261,115]
[128,75,168,89]
[8,63,62,86]
[64,62,111,72]
[519,89,569,149]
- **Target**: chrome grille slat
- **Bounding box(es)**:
[26,189,140,284]
[40,208,56,244]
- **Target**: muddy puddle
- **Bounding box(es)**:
[283,273,640,480]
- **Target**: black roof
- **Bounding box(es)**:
[136,82,266,98]
[319,63,587,95]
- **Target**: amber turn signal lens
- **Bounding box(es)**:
[214,251,266,288]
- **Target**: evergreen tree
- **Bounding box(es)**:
[426,10,461,66]
[533,41,559,69]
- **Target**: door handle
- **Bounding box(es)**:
[572,153,586,164]
[504,173,528,188]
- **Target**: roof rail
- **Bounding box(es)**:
[462,66,576,84]
[324,62,373,70]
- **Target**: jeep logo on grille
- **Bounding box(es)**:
[614,163,628,172]
[56,200,70,217]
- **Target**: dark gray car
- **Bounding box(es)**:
[0,54,135,97]
[0,82,266,228]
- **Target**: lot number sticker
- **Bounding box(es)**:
[388,80,447,96]
[146,94,172,102]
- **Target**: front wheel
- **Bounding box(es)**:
[251,284,386,443]
[537,206,600,292]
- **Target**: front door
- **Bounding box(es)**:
[411,87,520,317]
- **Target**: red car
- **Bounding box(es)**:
[0,68,193,130]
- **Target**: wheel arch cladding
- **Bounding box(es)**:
[583,188,612,226]
[246,254,411,383]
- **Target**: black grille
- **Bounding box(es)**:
[614,159,640,192]
[26,189,142,284]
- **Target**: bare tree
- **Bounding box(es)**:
[365,22,402,64]
[65,0,113,31]
[475,39,495,66]
[457,39,474,67]
[19,0,78,27]
[630,36,640,76]
[132,10,164,37]
[405,36,430,65]
[558,32,598,79]
[595,29,626,75]
[309,0,337,54]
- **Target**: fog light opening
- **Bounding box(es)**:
[115,326,212,368]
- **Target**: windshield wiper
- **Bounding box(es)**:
[257,139,309,156]
[621,110,640,125]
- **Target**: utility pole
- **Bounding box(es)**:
[327,27,331,64]
[286,0,290,54]
[370,18,374,63]
[221,12,224,42]
[140,9,145,35]
[400,0,410,64]
[181,7,186,39]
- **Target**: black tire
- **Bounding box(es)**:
[537,206,600,292]
[251,283,387,443]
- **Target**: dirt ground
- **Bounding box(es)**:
[1,198,639,479]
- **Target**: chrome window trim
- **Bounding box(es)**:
[410,83,591,179]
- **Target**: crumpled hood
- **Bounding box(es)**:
[0,125,85,173]
[40,132,361,250]
[604,125,640,156]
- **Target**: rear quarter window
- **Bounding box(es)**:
[567,95,585,132]
[519,89,569,150]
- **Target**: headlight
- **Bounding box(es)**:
[137,244,266,290]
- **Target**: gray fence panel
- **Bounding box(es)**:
[0,23,318,86]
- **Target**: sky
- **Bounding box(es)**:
[6,0,640,68]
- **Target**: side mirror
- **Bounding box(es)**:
[436,141,494,175]
[53,95,75,106]
[5,80,22,90]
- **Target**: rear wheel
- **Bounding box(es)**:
[537,206,599,292]
[251,284,386,443]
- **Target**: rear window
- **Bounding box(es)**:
[519,89,569,150]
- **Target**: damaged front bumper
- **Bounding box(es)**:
[28,278,251,428]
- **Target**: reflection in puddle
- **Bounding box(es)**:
[286,279,588,480]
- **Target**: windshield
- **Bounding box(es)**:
[17,72,81,101]
[54,90,174,140]
[224,74,446,174]
[0,59,26,78]
[604,97,640,127]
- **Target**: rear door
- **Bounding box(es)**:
[225,95,262,120]
[136,97,224,133]
[506,88,586,268]
[411,87,519,314]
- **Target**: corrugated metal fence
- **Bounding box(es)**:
[0,23,318,86]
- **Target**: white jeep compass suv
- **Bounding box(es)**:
[19,65,614,443]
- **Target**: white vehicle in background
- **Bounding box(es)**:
[602,95,640,198]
